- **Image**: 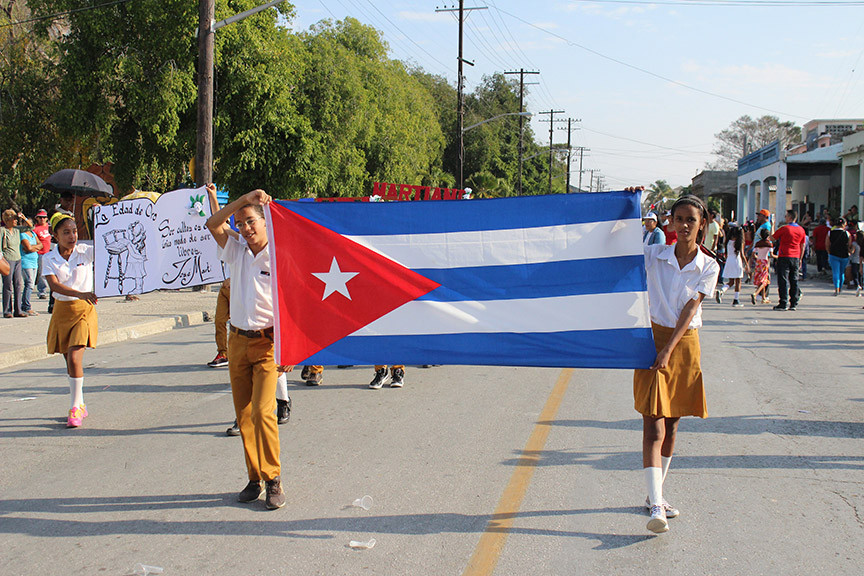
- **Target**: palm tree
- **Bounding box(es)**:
[643,179,673,212]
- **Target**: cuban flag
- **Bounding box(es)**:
[266,191,655,369]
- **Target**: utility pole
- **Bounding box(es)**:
[574,146,589,192]
[504,69,539,195]
[196,1,287,187]
[539,109,565,194]
[588,169,595,192]
[437,2,487,190]
[557,118,580,193]
[196,0,215,186]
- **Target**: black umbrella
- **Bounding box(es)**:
[40,169,114,196]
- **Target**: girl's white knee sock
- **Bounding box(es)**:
[69,377,84,409]
[645,467,663,506]
[661,455,672,484]
[275,372,289,402]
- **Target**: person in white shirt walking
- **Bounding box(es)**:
[42,212,98,428]
[206,189,288,510]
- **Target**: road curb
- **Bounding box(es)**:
[0,311,208,372]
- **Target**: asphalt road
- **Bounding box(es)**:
[1,278,862,575]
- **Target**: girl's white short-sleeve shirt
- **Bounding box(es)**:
[41,244,95,302]
[644,244,719,329]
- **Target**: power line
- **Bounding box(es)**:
[0,0,137,29]
[567,0,864,5]
[492,5,811,120]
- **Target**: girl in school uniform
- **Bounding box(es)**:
[714,225,748,307]
[635,195,719,534]
[42,213,98,428]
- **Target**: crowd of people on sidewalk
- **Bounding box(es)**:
[643,203,864,311]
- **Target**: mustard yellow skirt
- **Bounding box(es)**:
[47,300,98,354]
[633,323,707,418]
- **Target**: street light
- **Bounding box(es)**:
[462,112,532,134]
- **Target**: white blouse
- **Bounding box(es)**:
[41,244,95,302]
[644,244,719,329]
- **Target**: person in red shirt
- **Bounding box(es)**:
[811,218,830,276]
[662,211,677,245]
[32,209,52,298]
[770,210,807,310]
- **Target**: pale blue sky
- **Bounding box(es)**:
[286,1,864,190]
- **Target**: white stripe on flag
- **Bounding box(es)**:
[350,291,651,336]
[345,218,641,269]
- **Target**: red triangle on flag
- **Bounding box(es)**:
[268,202,440,364]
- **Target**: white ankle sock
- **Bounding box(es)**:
[69,377,84,409]
[720,285,728,293]
[275,372,289,402]
[661,456,672,484]
[733,291,740,300]
[645,467,663,506]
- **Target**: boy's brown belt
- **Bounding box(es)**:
[230,325,274,338]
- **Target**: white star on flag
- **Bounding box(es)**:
[312,257,359,301]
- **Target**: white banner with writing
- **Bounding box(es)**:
[92,187,225,297]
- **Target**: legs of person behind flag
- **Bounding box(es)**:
[228,331,283,509]
[369,365,405,389]
[276,371,291,424]
[302,365,323,386]
[208,279,230,368]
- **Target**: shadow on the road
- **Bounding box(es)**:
[499,449,864,471]
[544,415,864,439]
[0,419,233,438]
[0,496,651,549]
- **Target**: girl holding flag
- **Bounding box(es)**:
[42,212,98,428]
[634,194,719,534]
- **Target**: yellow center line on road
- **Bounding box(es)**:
[462,368,575,576]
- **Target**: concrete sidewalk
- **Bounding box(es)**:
[0,288,219,370]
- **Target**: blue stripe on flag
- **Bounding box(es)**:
[299,327,656,369]
[274,191,639,235]
[415,255,647,301]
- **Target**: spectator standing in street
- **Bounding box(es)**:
[642,212,665,246]
[812,218,831,276]
[33,209,52,298]
[634,194,719,535]
[715,225,748,307]
[1,209,26,318]
[849,230,862,296]
[42,212,98,428]
[827,217,852,296]
[750,228,774,305]
[703,209,720,252]
[771,210,807,310]
[661,211,677,245]
[19,221,42,316]
[206,188,287,510]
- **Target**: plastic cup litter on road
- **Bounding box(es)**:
[348,538,376,550]
[352,495,373,510]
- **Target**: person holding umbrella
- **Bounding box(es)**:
[42,212,98,428]
[41,169,114,241]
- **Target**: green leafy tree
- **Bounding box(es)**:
[0,1,90,212]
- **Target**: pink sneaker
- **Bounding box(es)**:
[67,407,84,428]
[79,404,88,418]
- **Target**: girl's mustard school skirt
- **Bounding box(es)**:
[633,323,707,419]
[47,300,98,354]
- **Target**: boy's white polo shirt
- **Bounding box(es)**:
[42,244,95,302]
[644,244,719,330]
[220,235,273,330]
